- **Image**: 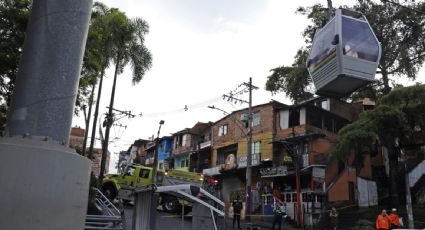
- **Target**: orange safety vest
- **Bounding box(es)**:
[389,213,400,227]
[376,214,390,229]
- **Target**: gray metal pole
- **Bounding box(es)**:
[327,0,333,21]
[6,0,93,144]
[181,203,185,230]
[246,77,253,222]
[0,0,93,229]
[404,159,415,229]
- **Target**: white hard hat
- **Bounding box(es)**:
[392,208,397,212]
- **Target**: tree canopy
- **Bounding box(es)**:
[332,84,425,160]
[266,0,425,102]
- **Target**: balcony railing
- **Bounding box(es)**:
[200,140,212,149]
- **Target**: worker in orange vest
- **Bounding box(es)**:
[389,208,401,229]
[376,209,390,230]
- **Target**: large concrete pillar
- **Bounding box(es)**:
[0,0,93,229]
[6,0,92,143]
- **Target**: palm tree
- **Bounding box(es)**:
[98,9,152,183]
[81,3,114,159]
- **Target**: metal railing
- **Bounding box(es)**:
[85,188,124,230]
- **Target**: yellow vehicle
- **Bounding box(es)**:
[101,164,204,213]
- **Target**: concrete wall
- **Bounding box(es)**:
[328,168,357,202]
[222,175,242,203]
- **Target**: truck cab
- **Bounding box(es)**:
[101,164,203,213]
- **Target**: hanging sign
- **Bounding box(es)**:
[260,166,288,177]
[237,153,260,168]
[312,167,325,182]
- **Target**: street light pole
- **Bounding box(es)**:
[152,120,164,185]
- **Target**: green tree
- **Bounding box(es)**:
[82,2,115,158]
[0,0,31,132]
[332,84,425,205]
[265,0,425,102]
[98,9,153,183]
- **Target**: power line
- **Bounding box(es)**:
[382,0,425,15]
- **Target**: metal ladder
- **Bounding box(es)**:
[85,188,124,230]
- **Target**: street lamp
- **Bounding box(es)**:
[152,120,164,185]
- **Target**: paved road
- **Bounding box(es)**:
[123,205,192,230]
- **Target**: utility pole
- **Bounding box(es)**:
[327,0,333,21]
[152,120,165,185]
[292,126,303,228]
[244,77,254,221]
[211,77,258,221]
[99,104,136,185]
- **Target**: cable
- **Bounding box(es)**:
[139,96,223,118]
[381,0,425,15]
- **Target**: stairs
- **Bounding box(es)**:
[85,188,124,230]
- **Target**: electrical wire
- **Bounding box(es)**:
[382,0,425,15]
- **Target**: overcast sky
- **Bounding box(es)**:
[71,0,424,173]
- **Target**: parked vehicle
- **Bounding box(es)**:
[101,164,204,213]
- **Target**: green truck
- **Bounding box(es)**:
[101,164,204,213]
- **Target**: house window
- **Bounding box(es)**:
[252,112,260,127]
[252,141,261,154]
[139,168,150,179]
[180,159,189,168]
[289,109,300,127]
[218,124,228,136]
[182,134,188,147]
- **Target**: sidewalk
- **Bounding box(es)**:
[217,215,299,230]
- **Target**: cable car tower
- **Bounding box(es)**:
[307,8,382,97]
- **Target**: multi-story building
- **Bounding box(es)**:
[171,127,196,171]
[204,101,284,204]
[170,122,213,171]
[157,136,173,170]
[188,122,213,173]
[69,127,109,177]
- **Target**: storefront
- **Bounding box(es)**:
[258,165,326,226]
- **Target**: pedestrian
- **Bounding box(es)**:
[232,196,242,229]
[329,207,338,230]
[376,209,390,230]
[272,186,283,202]
[271,201,287,230]
[388,208,401,229]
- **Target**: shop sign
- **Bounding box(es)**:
[283,155,293,163]
[312,167,325,182]
[260,166,288,177]
[237,153,260,168]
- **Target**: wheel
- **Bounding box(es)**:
[101,183,117,201]
[161,197,180,213]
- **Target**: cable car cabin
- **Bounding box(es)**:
[307,9,381,97]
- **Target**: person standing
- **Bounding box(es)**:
[272,186,283,202]
[376,209,390,230]
[388,208,401,229]
[329,207,338,230]
[271,202,286,230]
[232,196,242,229]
